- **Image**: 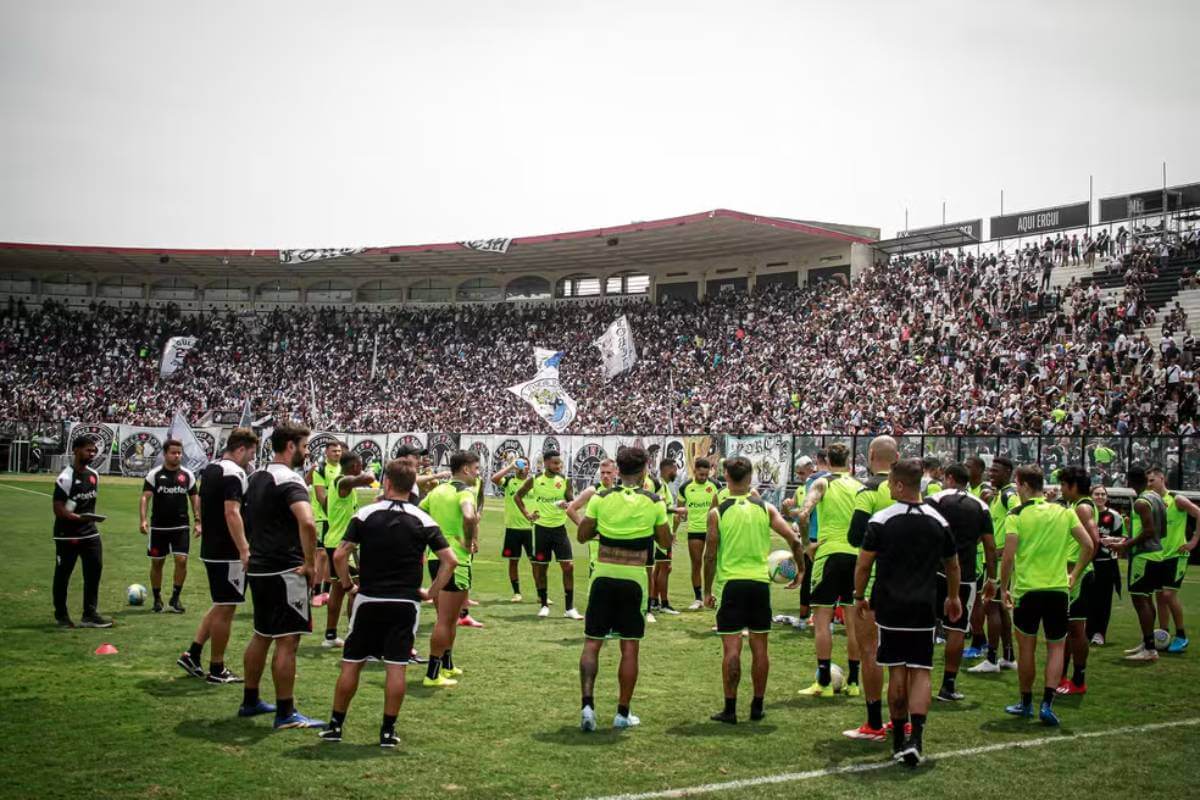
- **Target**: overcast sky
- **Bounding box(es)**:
[2,0,1197,248]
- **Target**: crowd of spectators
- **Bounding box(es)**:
[1,226,1199,436]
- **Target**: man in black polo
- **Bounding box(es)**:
[140,439,200,614]
[52,435,111,628]
[319,460,457,747]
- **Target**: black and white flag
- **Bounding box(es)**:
[459,238,512,254]
[594,315,638,379]
[160,336,198,379]
[278,247,366,265]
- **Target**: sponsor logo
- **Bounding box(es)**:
[120,431,163,478]
[156,485,190,495]
[70,423,114,471]
[570,443,607,493]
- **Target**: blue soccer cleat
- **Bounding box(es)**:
[274,711,327,730]
[237,699,277,717]
[962,646,984,660]
[1167,636,1189,654]
[1039,703,1060,726]
[1004,702,1033,718]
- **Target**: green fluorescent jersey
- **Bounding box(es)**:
[585,484,667,583]
[970,482,989,572]
[420,479,476,560]
[814,473,862,557]
[309,461,341,523]
[501,474,532,531]
[1130,490,1167,559]
[922,479,943,498]
[989,483,1020,549]
[1004,497,1077,598]
[1065,497,1095,575]
[324,475,359,547]
[1163,494,1188,558]
[715,494,772,584]
[678,479,720,533]
[528,472,569,527]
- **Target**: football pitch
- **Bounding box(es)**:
[2,476,1198,800]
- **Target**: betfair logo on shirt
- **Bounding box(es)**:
[157,485,190,495]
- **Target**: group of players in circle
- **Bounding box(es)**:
[48,425,1195,765]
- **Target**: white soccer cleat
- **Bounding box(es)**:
[613,713,641,729]
[580,706,597,732]
[645,612,657,624]
[1123,643,1145,656]
[687,599,704,611]
[563,608,583,620]
[320,637,344,649]
[967,659,1001,674]
[510,593,523,603]
[998,658,1017,670]
[1124,648,1159,662]
[537,605,551,618]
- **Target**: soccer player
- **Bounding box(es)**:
[843,435,900,741]
[140,440,200,613]
[1001,465,1092,726]
[968,456,1020,674]
[784,452,828,629]
[650,458,683,616]
[795,443,864,700]
[420,451,481,687]
[927,463,995,702]
[52,435,111,628]
[178,428,256,683]
[920,456,943,497]
[320,452,376,648]
[1109,466,1168,662]
[515,451,582,619]
[566,458,618,582]
[704,456,804,724]
[962,455,991,659]
[1055,466,1101,695]
[856,458,960,766]
[493,457,533,602]
[677,458,722,611]
[1149,466,1200,653]
[1085,485,1124,645]
[308,440,343,605]
[576,447,671,731]
[319,460,457,747]
[240,422,325,729]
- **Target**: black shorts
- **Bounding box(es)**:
[937,574,977,632]
[203,560,246,605]
[809,552,856,607]
[148,528,189,559]
[1068,571,1095,620]
[799,553,814,608]
[1012,589,1069,641]
[1160,556,1187,591]
[876,626,935,669]
[318,520,329,547]
[248,571,312,637]
[1128,556,1164,596]
[716,580,772,634]
[653,542,673,563]
[343,599,418,665]
[687,532,707,542]
[533,524,573,563]
[584,576,645,640]
[502,527,533,560]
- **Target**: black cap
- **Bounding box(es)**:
[394,444,428,457]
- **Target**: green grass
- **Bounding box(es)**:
[1,475,1198,800]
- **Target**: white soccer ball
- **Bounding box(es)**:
[767,550,798,584]
[127,583,148,606]
[813,664,846,692]
[1153,629,1171,651]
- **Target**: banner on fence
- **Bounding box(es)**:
[725,434,793,506]
[65,422,117,474]
[116,425,169,477]
[347,434,386,473]
[387,432,427,460]
[427,433,460,470]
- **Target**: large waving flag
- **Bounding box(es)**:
[508,372,577,433]
[594,315,637,379]
[161,411,209,473]
[534,347,565,374]
[160,336,198,379]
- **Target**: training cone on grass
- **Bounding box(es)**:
[94,643,118,655]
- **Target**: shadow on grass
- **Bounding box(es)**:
[137,676,214,698]
[665,720,779,737]
[977,716,1073,735]
[929,699,982,713]
[530,726,624,746]
[282,742,403,761]
[173,715,274,746]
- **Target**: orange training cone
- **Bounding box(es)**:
[94,643,118,655]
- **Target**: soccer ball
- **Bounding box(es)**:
[767,550,798,584]
[127,584,148,606]
[1153,629,1171,651]
[814,664,846,693]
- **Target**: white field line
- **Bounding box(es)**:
[586,717,1200,800]
[0,482,52,497]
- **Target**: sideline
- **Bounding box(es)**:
[0,482,52,497]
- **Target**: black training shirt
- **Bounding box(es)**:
[862,501,956,629]
[926,489,992,582]
[53,465,100,539]
[143,465,197,531]
[343,500,449,600]
[199,459,248,561]
[243,463,311,574]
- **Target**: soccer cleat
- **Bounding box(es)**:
[443,665,464,678]
[936,687,964,702]
[1004,702,1034,718]
[1039,703,1060,726]
[168,599,185,614]
[510,593,523,603]
[152,600,164,614]
[967,659,1001,674]
[798,682,834,698]
[563,608,584,620]
[318,725,343,743]
[1124,648,1159,662]
[457,615,485,628]
[645,612,657,624]
[1167,636,1189,654]
[962,645,983,660]
[935,635,946,645]
[1090,634,1105,646]
[1123,643,1145,656]
[842,723,887,742]
[580,706,597,732]
[750,706,765,721]
[79,614,113,628]
[998,658,1018,670]
[311,592,328,608]
[537,605,551,618]
[660,605,681,616]
[686,599,704,611]
[1054,678,1072,694]
[1056,680,1085,696]
[238,699,277,717]
[613,713,641,729]
[792,619,808,632]
[710,710,737,725]
[54,614,75,628]
[844,683,862,698]
[900,745,924,767]
[321,636,345,649]
[274,711,326,730]
[380,729,399,748]
[409,649,427,664]
[177,652,205,678]
[207,667,244,684]
[422,674,458,688]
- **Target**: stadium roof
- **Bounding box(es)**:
[0,209,877,283]
[869,227,980,256]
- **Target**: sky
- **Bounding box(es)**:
[1,0,1198,248]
